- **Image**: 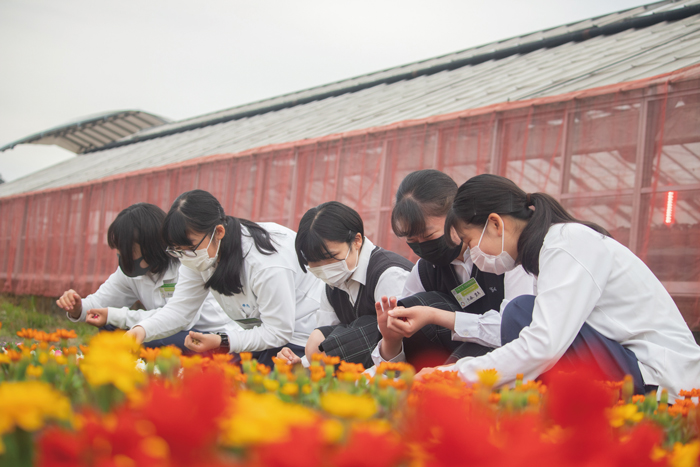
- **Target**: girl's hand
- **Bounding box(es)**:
[57,289,82,318]
[184,331,222,353]
[85,308,108,327]
[278,347,301,365]
[387,306,435,338]
[375,296,404,360]
[125,326,146,345]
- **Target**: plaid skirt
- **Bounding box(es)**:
[317,314,380,369]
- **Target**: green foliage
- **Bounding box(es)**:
[0,296,97,345]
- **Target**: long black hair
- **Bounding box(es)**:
[162,189,277,296]
[107,203,176,277]
[391,169,458,238]
[445,174,610,276]
[295,201,364,272]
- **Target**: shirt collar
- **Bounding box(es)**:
[347,236,375,286]
[451,247,473,270]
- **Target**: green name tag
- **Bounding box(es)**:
[451,278,485,309]
[235,318,263,330]
[159,283,176,299]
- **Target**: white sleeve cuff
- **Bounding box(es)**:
[106,307,129,329]
[370,339,406,367]
[300,355,310,368]
[66,308,86,323]
[452,309,502,348]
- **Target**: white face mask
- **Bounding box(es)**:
[469,220,516,275]
[179,230,220,272]
[308,246,358,288]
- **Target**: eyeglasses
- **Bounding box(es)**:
[165,231,211,258]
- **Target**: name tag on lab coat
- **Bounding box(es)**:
[235,318,263,330]
[159,283,176,299]
[451,278,485,309]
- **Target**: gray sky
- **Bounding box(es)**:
[0,0,651,182]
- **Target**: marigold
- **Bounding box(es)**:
[322,355,341,366]
[320,391,377,420]
[80,331,144,394]
[607,403,644,428]
[0,381,72,435]
[240,352,253,362]
[16,328,37,339]
[669,440,700,467]
[477,368,499,387]
[139,347,160,362]
[26,364,44,378]
[55,329,77,340]
[280,382,299,397]
[219,391,317,446]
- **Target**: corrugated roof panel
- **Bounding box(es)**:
[2,0,700,197]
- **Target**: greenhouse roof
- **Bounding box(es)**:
[2,0,700,197]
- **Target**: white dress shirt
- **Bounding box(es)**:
[67,262,231,334]
[400,250,536,347]
[450,223,700,403]
[136,223,324,352]
[315,237,412,327]
[370,249,536,367]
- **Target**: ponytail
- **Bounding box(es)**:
[163,189,277,296]
[447,174,610,276]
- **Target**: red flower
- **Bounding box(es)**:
[254,425,324,467]
[141,369,229,465]
[331,426,404,467]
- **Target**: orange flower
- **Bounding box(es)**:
[211,353,233,364]
[55,329,77,340]
[632,395,646,404]
[310,353,324,362]
[240,352,252,362]
[338,361,365,373]
[16,328,37,339]
[376,361,412,374]
[257,364,271,376]
[310,366,326,382]
[139,347,160,362]
[679,389,700,398]
[79,345,89,355]
[322,355,340,366]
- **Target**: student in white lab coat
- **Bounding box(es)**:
[57,203,232,351]
[371,169,535,368]
[406,173,700,401]
[124,190,323,366]
[276,201,412,368]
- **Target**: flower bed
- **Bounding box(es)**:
[1,325,699,467]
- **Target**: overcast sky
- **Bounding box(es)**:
[0,0,651,182]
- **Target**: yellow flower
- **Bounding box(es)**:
[477,368,499,387]
[280,382,299,396]
[263,379,280,392]
[322,419,344,443]
[607,404,644,428]
[219,391,317,447]
[320,391,377,420]
[80,331,144,394]
[0,381,72,435]
[669,441,700,467]
[26,364,43,378]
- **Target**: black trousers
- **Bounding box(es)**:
[501,295,652,394]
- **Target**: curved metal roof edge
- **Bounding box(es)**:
[0,110,170,153]
[83,0,700,155]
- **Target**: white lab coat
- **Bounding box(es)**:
[450,223,700,402]
[67,261,231,334]
[136,222,324,352]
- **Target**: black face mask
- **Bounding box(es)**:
[407,236,463,267]
[118,254,150,278]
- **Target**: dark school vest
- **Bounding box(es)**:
[326,246,414,324]
[417,258,505,315]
